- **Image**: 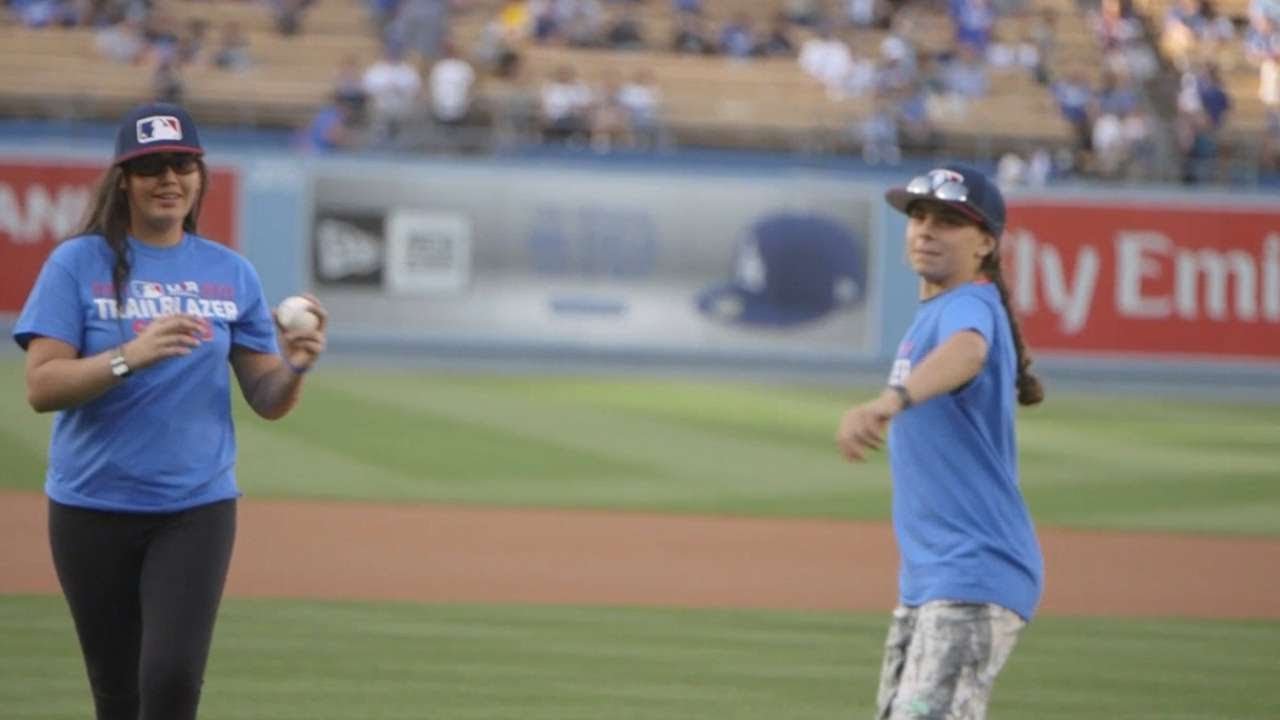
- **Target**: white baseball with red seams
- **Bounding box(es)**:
[276,295,319,332]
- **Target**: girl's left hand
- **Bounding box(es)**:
[277,293,327,373]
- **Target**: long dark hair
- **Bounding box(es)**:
[76,159,209,304]
[980,248,1045,406]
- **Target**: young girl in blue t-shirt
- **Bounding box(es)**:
[836,164,1045,720]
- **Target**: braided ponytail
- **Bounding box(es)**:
[981,251,1045,406]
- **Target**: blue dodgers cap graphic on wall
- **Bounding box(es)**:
[113,102,204,165]
[697,213,866,327]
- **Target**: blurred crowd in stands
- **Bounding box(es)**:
[5,0,1280,183]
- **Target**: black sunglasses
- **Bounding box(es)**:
[124,153,200,177]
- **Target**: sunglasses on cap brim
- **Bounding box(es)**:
[123,153,201,177]
[905,169,970,202]
[902,170,995,230]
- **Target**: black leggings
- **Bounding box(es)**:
[48,498,237,720]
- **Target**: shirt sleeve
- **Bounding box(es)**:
[231,260,279,355]
[12,254,84,351]
[938,293,996,346]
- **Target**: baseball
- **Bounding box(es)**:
[277,295,319,333]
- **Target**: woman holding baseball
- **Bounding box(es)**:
[836,164,1044,720]
[13,102,326,720]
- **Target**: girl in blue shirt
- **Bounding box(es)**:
[836,164,1045,720]
[13,102,327,720]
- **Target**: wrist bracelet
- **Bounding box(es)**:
[889,384,913,410]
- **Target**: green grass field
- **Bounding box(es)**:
[2,595,1278,720]
[2,359,1277,534]
[3,357,1279,719]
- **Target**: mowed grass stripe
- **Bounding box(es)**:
[3,596,1279,720]
[3,360,1279,533]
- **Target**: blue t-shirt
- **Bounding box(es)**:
[13,233,278,513]
[886,281,1044,620]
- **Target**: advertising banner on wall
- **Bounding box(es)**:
[311,163,880,358]
[0,159,239,314]
[1005,200,1280,360]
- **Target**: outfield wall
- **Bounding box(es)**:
[2,146,1278,376]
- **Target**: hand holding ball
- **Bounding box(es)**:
[277,295,320,333]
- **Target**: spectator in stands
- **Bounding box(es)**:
[94,16,146,64]
[1162,0,1235,71]
[719,12,756,58]
[270,0,312,37]
[144,11,181,61]
[1264,105,1280,171]
[844,0,889,29]
[175,18,209,66]
[152,54,184,105]
[896,84,936,153]
[755,12,796,56]
[950,0,996,55]
[1096,68,1138,118]
[212,20,252,72]
[333,54,370,107]
[11,0,78,27]
[604,5,645,49]
[590,73,632,152]
[672,11,716,54]
[939,42,990,103]
[860,96,901,165]
[986,17,1041,80]
[1052,70,1095,156]
[1090,0,1158,80]
[618,68,662,149]
[1176,63,1231,182]
[1245,12,1279,65]
[539,65,593,144]
[800,24,854,97]
[672,0,702,16]
[368,0,402,34]
[784,0,826,27]
[303,94,365,152]
[1028,8,1057,83]
[428,40,475,126]
[387,0,451,60]
[563,0,607,48]
[362,41,423,147]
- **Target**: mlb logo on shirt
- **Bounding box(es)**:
[136,115,183,144]
[130,281,165,299]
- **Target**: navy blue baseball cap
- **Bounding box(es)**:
[885,163,1005,238]
[698,213,866,327]
[113,102,204,165]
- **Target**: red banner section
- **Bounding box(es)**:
[0,160,238,312]
[1005,202,1280,360]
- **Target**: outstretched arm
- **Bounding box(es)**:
[835,330,988,462]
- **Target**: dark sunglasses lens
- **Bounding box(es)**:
[127,154,197,176]
[169,156,198,174]
[128,156,167,176]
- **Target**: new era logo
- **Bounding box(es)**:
[136,115,183,144]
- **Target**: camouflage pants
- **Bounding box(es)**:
[875,601,1025,720]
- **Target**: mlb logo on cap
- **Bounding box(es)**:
[137,116,183,144]
[114,102,204,164]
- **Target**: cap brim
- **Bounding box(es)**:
[115,145,204,165]
[884,188,991,230]
[697,284,831,328]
